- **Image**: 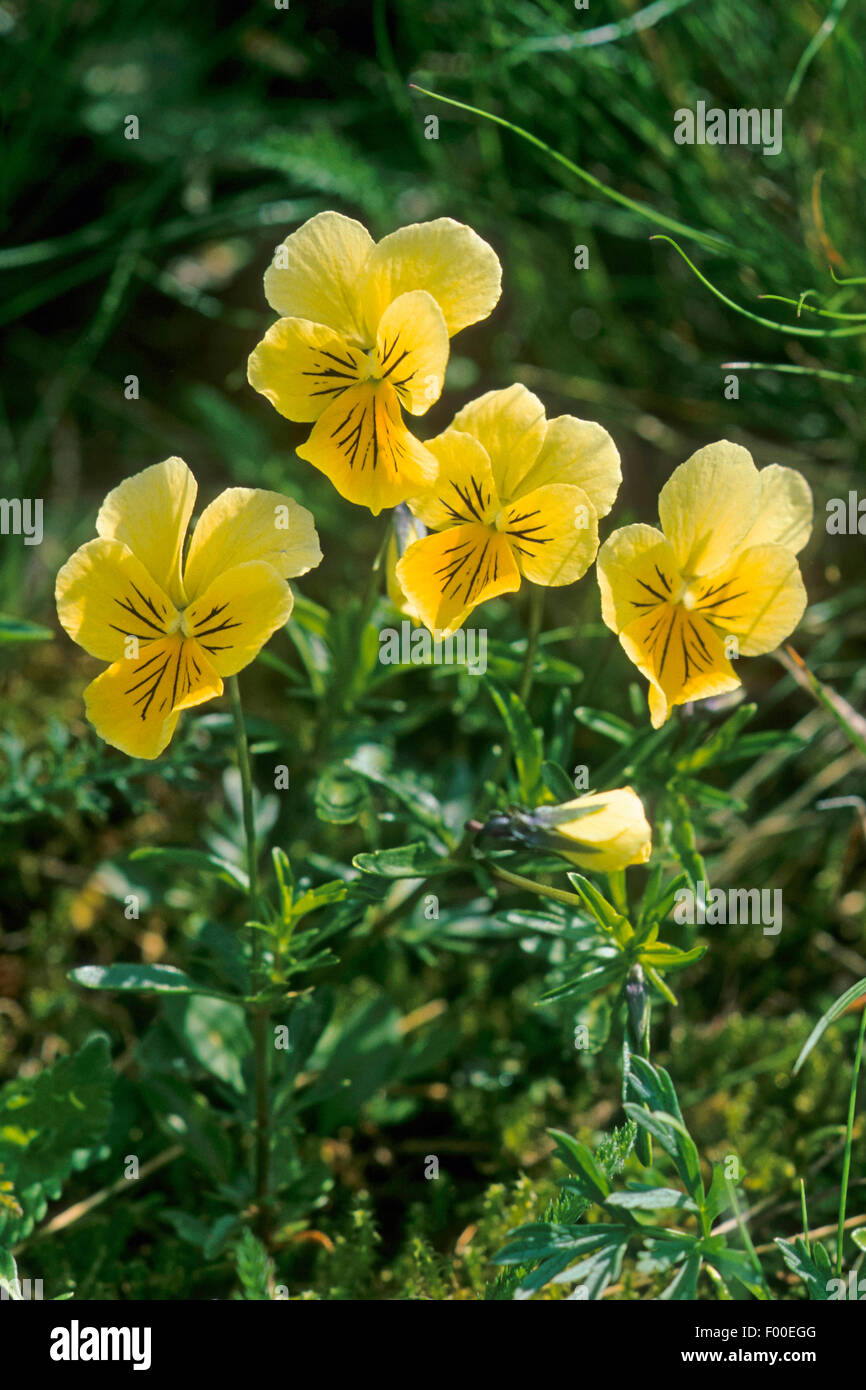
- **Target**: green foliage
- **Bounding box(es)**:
[494,1059,768,1300]
[0,1037,113,1247]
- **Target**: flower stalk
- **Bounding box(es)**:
[228,673,272,1243]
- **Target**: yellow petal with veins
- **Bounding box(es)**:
[731,464,813,556]
[263,211,374,344]
[596,524,678,633]
[56,538,177,663]
[83,636,222,759]
[515,414,621,520]
[691,544,807,657]
[451,384,547,502]
[183,560,294,677]
[498,482,598,586]
[407,430,499,531]
[373,290,449,416]
[658,441,760,577]
[396,522,521,636]
[620,604,740,728]
[183,488,321,600]
[297,382,438,514]
[361,217,501,340]
[247,318,368,423]
[96,457,197,607]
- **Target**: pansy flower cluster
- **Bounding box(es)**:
[57,210,812,871]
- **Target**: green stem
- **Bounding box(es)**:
[836,1005,866,1278]
[724,1175,770,1298]
[484,861,586,910]
[517,586,544,705]
[476,587,545,822]
[228,674,271,1243]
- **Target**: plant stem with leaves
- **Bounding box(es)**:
[228,674,272,1243]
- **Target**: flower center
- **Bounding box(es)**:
[363,348,383,383]
[165,609,195,638]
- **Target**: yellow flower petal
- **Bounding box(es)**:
[263,211,374,344]
[374,290,449,416]
[83,636,222,759]
[620,604,740,728]
[297,382,438,514]
[515,415,621,519]
[694,544,807,656]
[247,317,368,423]
[96,457,197,606]
[451,385,547,502]
[56,538,177,663]
[407,430,499,530]
[596,524,677,633]
[396,522,521,636]
[498,483,598,586]
[657,441,760,577]
[732,464,813,555]
[183,488,321,600]
[361,217,502,340]
[183,560,294,677]
[552,788,652,872]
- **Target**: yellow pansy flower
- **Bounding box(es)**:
[597,442,812,728]
[247,211,502,515]
[484,787,652,872]
[395,384,621,635]
[56,457,321,759]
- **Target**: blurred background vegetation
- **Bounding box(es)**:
[1,0,864,1298]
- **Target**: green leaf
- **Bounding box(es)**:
[660,1249,702,1299]
[573,706,635,745]
[0,1035,113,1244]
[290,880,348,919]
[701,1241,766,1299]
[541,760,580,802]
[234,1228,272,1300]
[140,1075,231,1180]
[794,978,866,1074]
[130,846,248,891]
[353,842,446,878]
[639,942,706,972]
[775,1237,831,1300]
[605,1186,697,1212]
[347,758,450,842]
[675,704,756,771]
[164,996,251,1094]
[314,765,366,825]
[0,615,53,643]
[549,1232,629,1300]
[548,1130,610,1202]
[488,683,543,801]
[540,959,628,1005]
[566,872,627,934]
[702,1164,732,1225]
[70,963,231,999]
